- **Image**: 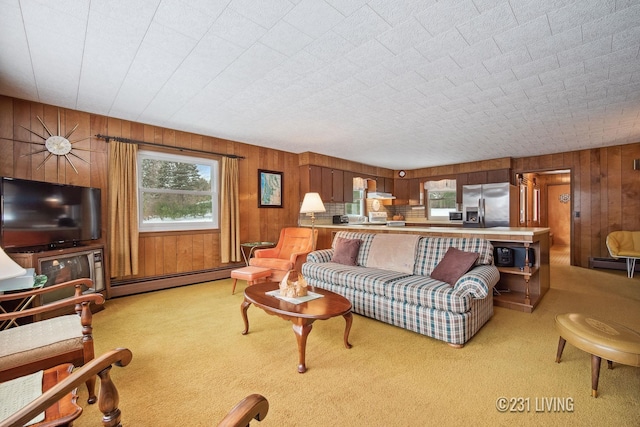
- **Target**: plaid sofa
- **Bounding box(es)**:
[301,231,499,346]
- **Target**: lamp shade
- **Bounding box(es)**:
[0,246,26,281]
[300,192,326,214]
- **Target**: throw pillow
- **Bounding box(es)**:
[331,237,362,266]
[430,247,479,286]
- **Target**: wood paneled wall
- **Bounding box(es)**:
[514,144,640,267]
[405,157,513,179]
[0,96,300,295]
[2,95,639,292]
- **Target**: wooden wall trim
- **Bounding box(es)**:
[109,267,239,297]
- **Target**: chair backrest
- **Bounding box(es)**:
[606,231,640,256]
[272,227,315,260]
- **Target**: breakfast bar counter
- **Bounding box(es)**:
[310,224,549,239]
[304,224,550,313]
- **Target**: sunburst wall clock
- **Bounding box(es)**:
[20,109,91,174]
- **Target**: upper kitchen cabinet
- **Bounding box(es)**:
[392,178,423,205]
[300,165,322,196]
[321,167,333,201]
[409,178,423,205]
[343,171,354,203]
[300,165,351,203]
[465,169,512,185]
[487,168,512,184]
[456,173,468,204]
[393,178,410,203]
[329,168,344,202]
[466,171,487,185]
[380,177,394,193]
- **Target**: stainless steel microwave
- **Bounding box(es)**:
[449,212,463,221]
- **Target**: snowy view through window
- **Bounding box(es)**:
[138,151,218,231]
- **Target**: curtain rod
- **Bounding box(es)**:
[95,134,245,159]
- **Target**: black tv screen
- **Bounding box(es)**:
[1,177,101,249]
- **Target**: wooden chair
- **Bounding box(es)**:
[217,394,269,427]
[606,231,640,278]
[249,227,317,281]
[0,348,133,427]
[0,278,104,404]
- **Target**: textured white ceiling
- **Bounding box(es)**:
[1,0,639,169]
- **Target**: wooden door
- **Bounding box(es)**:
[547,184,571,246]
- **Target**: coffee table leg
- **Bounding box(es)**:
[343,312,353,349]
[241,300,251,335]
[292,321,314,373]
[555,336,566,363]
[591,354,601,398]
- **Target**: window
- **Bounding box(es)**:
[344,177,365,217]
[425,179,457,220]
[137,150,218,232]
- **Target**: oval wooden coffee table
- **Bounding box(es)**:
[241,282,353,373]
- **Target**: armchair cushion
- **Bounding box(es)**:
[606,231,640,257]
[0,315,82,372]
[249,227,316,273]
[249,257,294,272]
[0,279,104,404]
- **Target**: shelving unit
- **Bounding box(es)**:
[492,239,549,313]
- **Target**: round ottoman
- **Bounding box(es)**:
[555,313,640,397]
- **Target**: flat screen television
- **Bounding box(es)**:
[0,177,101,250]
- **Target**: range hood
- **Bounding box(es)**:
[366,191,396,200]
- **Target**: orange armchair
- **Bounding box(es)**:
[249,227,317,280]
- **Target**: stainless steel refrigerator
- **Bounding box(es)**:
[462,183,518,228]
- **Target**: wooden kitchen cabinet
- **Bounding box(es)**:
[409,178,422,205]
[466,171,487,185]
[343,171,354,203]
[321,167,333,201]
[456,173,468,204]
[487,168,512,184]
[393,178,410,203]
[464,169,512,186]
[300,165,350,202]
[382,177,394,193]
[331,169,344,202]
[300,165,322,196]
[390,178,422,205]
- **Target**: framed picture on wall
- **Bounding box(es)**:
[258,169,283,208]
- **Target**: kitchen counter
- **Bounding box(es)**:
[308,224,550,239]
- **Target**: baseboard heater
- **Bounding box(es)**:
[109,264,243,298]
[589,257,640,272]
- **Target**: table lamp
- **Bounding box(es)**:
[300,192,325,250]
[0,246,25,281]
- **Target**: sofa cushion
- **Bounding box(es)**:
[430,247,479,286]
[414,237,493,276]
[365,234,420,274]
[384,275,473,313]
[333,231,376,266]
[331,237,361,266]
[303,262,409,295]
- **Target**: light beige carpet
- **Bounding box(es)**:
[73,265,640,426]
